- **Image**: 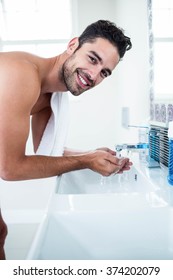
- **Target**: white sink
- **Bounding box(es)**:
[27,163,173,260]
[56,166,158,194]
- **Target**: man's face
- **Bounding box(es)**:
[62,37,120,96]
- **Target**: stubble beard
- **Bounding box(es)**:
[61,52,95,96]
[61,58,83,96]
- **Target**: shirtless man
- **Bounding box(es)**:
[0,20,132,259]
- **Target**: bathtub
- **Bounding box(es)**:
[27,159,173,260]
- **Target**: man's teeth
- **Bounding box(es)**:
[79,75,87,85]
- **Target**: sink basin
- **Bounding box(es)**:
[27,164,173,260]
[56,166,158,194]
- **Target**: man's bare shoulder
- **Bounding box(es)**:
[0,51,44,75]
[0,52,44,107]
[0,51,43,64]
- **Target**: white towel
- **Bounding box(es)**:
[36,92,69,156]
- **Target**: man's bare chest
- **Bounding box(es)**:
[31,93,52,115]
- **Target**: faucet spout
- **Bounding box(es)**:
[115,143,149,152]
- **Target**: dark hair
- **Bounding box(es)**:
[78,20,132,59]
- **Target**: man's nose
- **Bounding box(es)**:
[88,65,102,82]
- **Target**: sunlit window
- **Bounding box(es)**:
[152,0,173,98]
[0,0,76,56]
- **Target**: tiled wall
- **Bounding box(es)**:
[148,0,173,125]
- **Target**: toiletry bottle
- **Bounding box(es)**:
[168,121,173,185]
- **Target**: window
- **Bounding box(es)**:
[152,0,173,99]
[0,0,77,56]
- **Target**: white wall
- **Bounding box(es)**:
[112,0,150,142]
[66,0,150,150]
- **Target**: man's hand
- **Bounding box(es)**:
[85,150,132,177]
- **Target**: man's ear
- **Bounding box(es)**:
[67,37,79,54]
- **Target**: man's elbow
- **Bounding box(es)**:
[0,163,20,181]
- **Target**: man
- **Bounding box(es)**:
[0,20,132,259]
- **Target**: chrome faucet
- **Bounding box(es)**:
[115,125,160,168]
[115,143,149,152]
[115,124,149,152]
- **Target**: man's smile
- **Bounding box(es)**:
[78,74,87,86]
[76,70,93,89]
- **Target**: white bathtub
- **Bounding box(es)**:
[27,161,173,260]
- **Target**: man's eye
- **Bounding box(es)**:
[89,56,97,64]
[101,70,108,78]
